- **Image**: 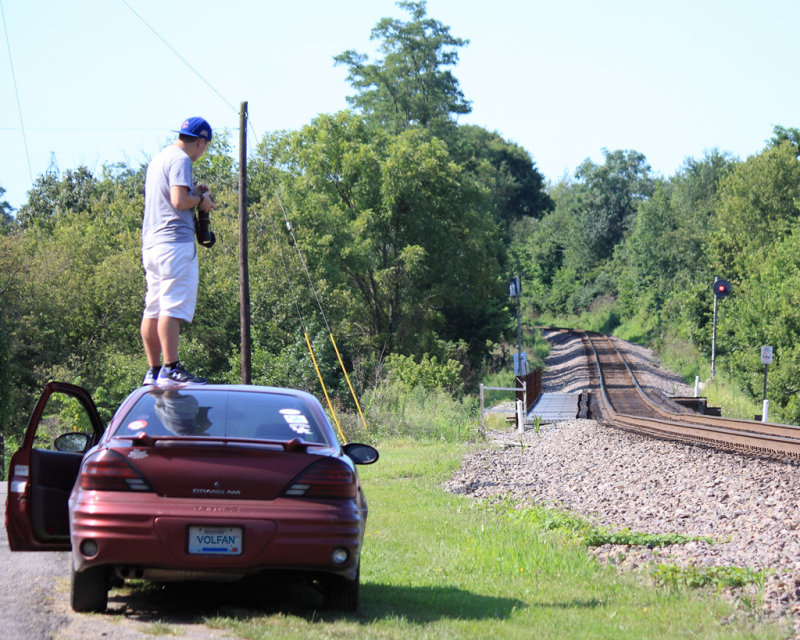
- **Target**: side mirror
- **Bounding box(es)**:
[343,442,379,465]
[54,432,92,453]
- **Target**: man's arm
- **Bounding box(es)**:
[170,185,203,211]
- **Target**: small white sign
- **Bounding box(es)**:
[513,352,528,375]
[761,345,773,365]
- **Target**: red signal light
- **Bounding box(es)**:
[713,279,731,299]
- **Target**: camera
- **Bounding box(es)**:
[195,208,216,248]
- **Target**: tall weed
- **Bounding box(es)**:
[357,381,479,442]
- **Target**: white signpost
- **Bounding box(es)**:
[761,346,773,422]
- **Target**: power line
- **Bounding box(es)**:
[4,1,256,183]
[0,0,33,183]
[275,192,332,335]
[119,1,259,161]
[273,189,369,434]
[0,127,184,132]
[120,0,239,115]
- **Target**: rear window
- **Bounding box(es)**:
[112,388,330,444]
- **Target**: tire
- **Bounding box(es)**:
[323,565,360,612]
[71,565,108,613]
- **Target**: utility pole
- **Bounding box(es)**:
[239,101,251,384]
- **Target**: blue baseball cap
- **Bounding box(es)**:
[173,117,212,141]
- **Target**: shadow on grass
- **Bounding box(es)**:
[358,582,524,622]
[107,578,525,625]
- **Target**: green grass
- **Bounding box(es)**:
[537,303,621,337]
[480,369,517,408]
[703,376,763,421]
[203,441,788,639]
[140,620,182,636]
[481,326,550,410]
[654,334,764,421]
[652,565,766,591]
[500,501,718,549]
[352,384,481,444]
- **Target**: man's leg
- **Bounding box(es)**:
[158,315,181,365]
[141,317,162,367]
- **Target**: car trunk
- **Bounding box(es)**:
[109,442,328,500]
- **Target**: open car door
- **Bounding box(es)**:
[5,382,105,551]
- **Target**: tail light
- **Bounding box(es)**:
[9,464,29,494]
[283,458,356,499]
[80,450,153,492]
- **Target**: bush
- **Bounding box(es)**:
[384,353,463,394]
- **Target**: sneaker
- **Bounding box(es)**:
[142,366,161,386]
[156,362,208,387]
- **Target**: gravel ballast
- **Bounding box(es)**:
[447,331,800,631]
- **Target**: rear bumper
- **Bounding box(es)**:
[69,491,365,580]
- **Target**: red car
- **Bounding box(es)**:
[5,381,378,613]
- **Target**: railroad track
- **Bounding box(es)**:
[576,329,800,458]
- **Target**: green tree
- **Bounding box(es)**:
[448,125,554,228]
[769,124,800,156]
[336,0,552,270]
[719,227,800,422]
[335,0,470,134]
[15,167,98,229]
[0,288,9,449]
[522,150,654,314]
[0,186,12,232]
[255,111,506,370]
[508,195,570,314]
[708,141,800,284]
[193,131,238,192]
[570,149,655,270]
[616,151,734,330]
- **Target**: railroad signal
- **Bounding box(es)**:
[713,279,731,299]
[710,277,731,378]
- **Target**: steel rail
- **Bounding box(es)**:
[600,333,800,439]
[581,330,800,458]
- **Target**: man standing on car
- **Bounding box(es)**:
[140,116,216,386]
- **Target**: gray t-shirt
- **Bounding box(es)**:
[142,144,196,249]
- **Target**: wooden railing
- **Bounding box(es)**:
[515,367,542,413]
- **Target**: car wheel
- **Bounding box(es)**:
[71,565,109,613]
[323,565,360,611]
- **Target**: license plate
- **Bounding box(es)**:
[188,526,243,555]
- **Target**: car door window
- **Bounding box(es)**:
[33,393,96,451]
[29,390,99,541]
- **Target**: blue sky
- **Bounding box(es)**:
[1,0,798,211]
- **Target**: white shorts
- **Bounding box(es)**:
[142,242,198,322]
